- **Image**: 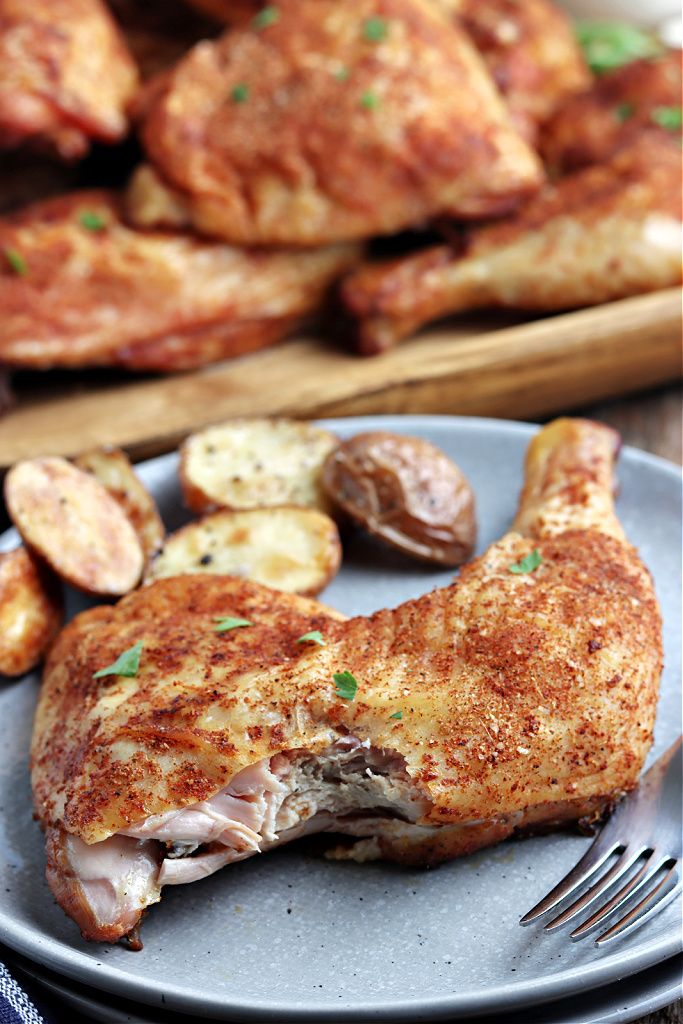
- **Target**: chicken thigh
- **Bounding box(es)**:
[0,190,361,371]
[128,0,543,246]
[31,417,662,944]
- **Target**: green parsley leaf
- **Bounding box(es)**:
[296,630,327,646]
[615,101,635,123]
[333,670,357,700]
[79,211,106,231]
[509,549,543,575]
[230,83,250,104]
[251,5,279,30]
[389,710,403,720]
[651,105,682,131]
[360,91,379,110]
[574,21,662,75]
[93,640,143,679]
[3,247,27,275]
[333,66,350,82]
[214,616,253,632]
[363,17,388,42]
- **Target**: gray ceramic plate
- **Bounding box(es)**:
[0,415,680,1022]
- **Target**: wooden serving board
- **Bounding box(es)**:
[1,286,681,469]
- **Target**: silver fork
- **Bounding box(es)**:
[520,736,682,947]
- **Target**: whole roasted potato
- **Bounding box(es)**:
[322,431,476,566]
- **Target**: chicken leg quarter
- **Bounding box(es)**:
[31,418,662,945]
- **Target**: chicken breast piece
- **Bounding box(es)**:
[130,0,544,246]
[340,131,683,352]
[539,51,683,176]
[0,190,361,371]
[0,0,139,161]
[31,417,662,944]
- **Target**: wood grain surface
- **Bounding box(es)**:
[1,286,680,469]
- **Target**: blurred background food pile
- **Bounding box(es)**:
[0,0,680,408]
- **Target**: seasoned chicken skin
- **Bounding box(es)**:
[341,132,683,352]
[0,190,361,371]
[455,0,591,145]
[31,418,662,944]
[540,51,682,176]
[0,0,139,160]
[130,0,543,246]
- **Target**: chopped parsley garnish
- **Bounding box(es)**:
[651,105,682,131]
[296,630,326,646]
[79,211,106,231]
[214,616,253,632]
[333,670,357,700]
[3,247,27,275]
[333,66,350,82]
[230,83,250,104]
[93,641,143,679]
[509,549,543,575]
[389,710,403,720]
[363,17,388,42]
[615,101,635,123]
[360,91,379,110]
[251,5,279,30]
[574,21,662,75]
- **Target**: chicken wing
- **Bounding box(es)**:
[129,0,544,247]
[540,51,683,176]
[31,417,662,944]
[340,131,683,352]
[0,190,361,371]
[0,0,139,161]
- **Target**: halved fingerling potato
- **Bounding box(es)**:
[144,506,342,596]
[73,446,166,566]
[321,431,477,566]
[0,546,63,677]
[179,418,339,516]
[4,457,144,596]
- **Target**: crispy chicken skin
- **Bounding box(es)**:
[0,190,361,371]
[0,0,139,160]
[130,0,544,247]
[341,132,683,353]
[539,51,683,176]
[455,0,591,145]
[31,419,662,943]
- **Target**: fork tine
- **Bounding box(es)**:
[569,848,674,940]
[541,844,649,931]
[519,832,622,925]
[594,866,682,947]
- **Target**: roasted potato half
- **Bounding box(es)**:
[0,546,63,677]
[4,457,144,597]
[73,446,166,566]
[144,506,342,596]
[179,418,339,516]
[321,431,477,566]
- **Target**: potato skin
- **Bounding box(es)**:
[4,457,144,596]
[0,546,63,677]
[322,431,476,565]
